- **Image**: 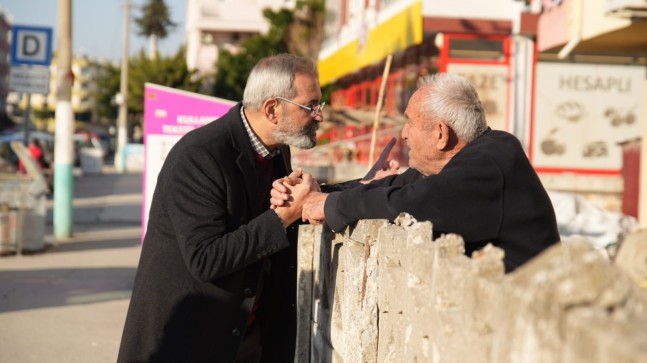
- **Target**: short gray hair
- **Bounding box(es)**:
[416,73,487,143]
[242,54,319,111]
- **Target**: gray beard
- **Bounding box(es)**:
[274,120,318,149]
[275,129,316,149]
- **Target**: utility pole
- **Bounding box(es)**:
[54,0,74,238]
[640,103,647,228]
[22,94,32,145]
[115,0,130,173]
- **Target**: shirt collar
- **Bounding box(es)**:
[240,105,280,159]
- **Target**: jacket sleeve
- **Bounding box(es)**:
[320,178,361,193]
[160,144,289,282]
[320,165,419,193]
[323,157,504,242]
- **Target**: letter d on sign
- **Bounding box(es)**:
[23,35,40,56]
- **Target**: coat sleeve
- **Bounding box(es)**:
[320,178,361,193]
[160,144,289,282]
[324,156,505,242]
[320,166,418,193]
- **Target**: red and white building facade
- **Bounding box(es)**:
[306,0,647,223]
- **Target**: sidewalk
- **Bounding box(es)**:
[0,166,143,363]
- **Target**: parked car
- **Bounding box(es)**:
[74,132,106,166]
[0,131,54,168]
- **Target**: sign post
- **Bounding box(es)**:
[9,25,53,145]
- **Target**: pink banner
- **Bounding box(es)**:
[142,83,235,237]
[144,83,236,136]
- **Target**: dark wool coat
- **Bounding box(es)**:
[118,103,298,363]
[324,128,560,272]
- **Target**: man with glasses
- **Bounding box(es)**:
[118,54,323,363]
[275,97,325,117]
[273,96,325,149]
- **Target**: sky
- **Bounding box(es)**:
[1,0,186,63]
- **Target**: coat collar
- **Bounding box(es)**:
[226,103,292,215]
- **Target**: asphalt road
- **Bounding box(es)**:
[0,166,143,363]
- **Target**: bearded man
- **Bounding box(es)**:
[118,54,324,363]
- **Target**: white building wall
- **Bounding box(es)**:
[185,0,295,77]
[422,0,524,21]
[580,0,633,41]
[321,0,419,60]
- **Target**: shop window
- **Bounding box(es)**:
[449,38,504,61]
[364,85,372,108]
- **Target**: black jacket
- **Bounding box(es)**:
[118,103,297,362]
[324,129,560,272]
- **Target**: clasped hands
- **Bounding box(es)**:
[270,169,325,225]
[270,159,401,226]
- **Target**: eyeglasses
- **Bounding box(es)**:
[275,97,325,116]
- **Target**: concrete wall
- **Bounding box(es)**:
[296,214,647,362]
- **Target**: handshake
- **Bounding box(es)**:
[270,169,326,228]
[270,158,400,228]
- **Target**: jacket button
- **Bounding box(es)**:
[232,328,241,337]
[244,288,254,297]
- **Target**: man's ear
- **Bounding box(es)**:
[436,122,450,150]
[263,98,280,125]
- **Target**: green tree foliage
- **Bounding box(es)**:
[212,0,326,101]
[287,0,326,60]
[95,60,121,121]
[94,47,200,121]
[127,46,201,115]
[288,0,329,100]
[212,9,292,101]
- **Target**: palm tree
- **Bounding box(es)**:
[134,0,176,59]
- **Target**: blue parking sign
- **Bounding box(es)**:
[10,25,53,66]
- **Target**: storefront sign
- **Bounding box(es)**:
[532,63,645,174]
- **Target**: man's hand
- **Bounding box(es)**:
[269,169,302,209]
[270,170,320,209]
[301,192,328,224]
[274,173,315,226]
[360,159,400,184]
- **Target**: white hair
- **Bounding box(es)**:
[416,73,488,142]
[242,54,319,111]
